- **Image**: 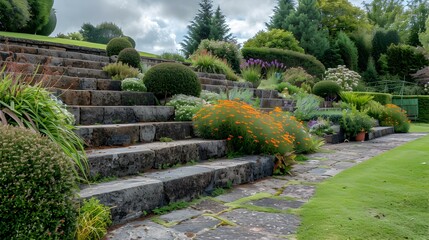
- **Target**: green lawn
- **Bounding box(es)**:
[0,31,158,58]
[410,123,429,133]
[297,135,429,240]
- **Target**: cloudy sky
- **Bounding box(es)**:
[52,0,363,55]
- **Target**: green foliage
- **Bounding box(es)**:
[419,16,429,50]
[210,6,234,42]
[309,110,343,124]
[76,198,111,240]
[242,47,325,78]
[0,126,77,239]
[80,22,124,44]
[197,39,242,73]
[118,48,141,69]
[21,0,54,34]
[102,62,140,80]
[277,82,304,95]
[364,0,404,29]
[339,92,374,111]
[349,31,372,72]
[266,0,295,30]
[407,0,429,46]
[392,95,429,123]
[243,29,305,53]
[0,0,30,32]
[312,80,341,100]
[241,67,261,84]
[38,8,56,36]
[320,42,344,69]
[283,67,316,87]
[363,100,386,121]
[385,44,429,81]
[191,51,238,81]
[353,92,392,105]
[159,137,174,142]
[336,32,358,71]
[121,78,147,92]
[308,117,334,136]
[362,57,379,83]
[293,93,323,121]
[0,71,87,177]
[219,88,259,107]
[380,104,410,133]
[285,0,330,59]
[372,29,400,68]
[160,52,186,62]
[56,32,84,41]
[340,109,375,138]
[200,90,221,103]
[166,94,204,121]
[124,36,136,48]
[144,62,201,98]
[106,37,133,57]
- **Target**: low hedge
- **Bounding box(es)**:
[353,92,392,105]
[241,47,325,78]
[309,110,343,124]
[392,95,429,123]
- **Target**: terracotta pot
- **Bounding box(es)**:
[355,131,366,142]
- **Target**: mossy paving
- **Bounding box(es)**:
[106,133,426,240]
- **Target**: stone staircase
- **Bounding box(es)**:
[0,38,276,225]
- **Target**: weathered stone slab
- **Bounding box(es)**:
[200,160,254,189]
[80,177,164,224]
[191,199,229,214]
[197,226,285,240]
[235,155,275,180]
[172,215,220,235]
[106,220,187,240]
[159,209,202,223]
[248,198,304,210]
[151,142,199,168]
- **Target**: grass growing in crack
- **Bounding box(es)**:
[160,137,174,142]
[152,201,190,215]
[295,154,309,162]
[298,135,429,239]
[203,214,237,227]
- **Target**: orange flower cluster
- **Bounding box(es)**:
[381,104,410,133]
[193,100,317,155]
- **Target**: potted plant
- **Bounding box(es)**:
[340,109,375,142]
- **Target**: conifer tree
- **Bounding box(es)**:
[181,0,214,57]
[266,0,295,30]
[210,6,233,41]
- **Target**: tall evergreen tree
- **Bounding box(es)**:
[285,0,329,59]
[266,0,295,30]
[181,0,214,57]
[210,6,234,41]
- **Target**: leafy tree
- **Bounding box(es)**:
[407,0,429,46]
[285,0,329,59]
[80,22,124,44]
[350,31,372,72]
[266,0,296,30]
[38,8,56,36]
[210,6,234,42]
[243,29,304,53]
[386,44,429,81]
[372,29,400,69]
[419,16,429,50]
[181,0,214,57]
[317,0,371,36]
[320,42,344,68]
[363,0,404,29]
[0,0,30,32]
[21,0,54,34]
[336,32,359,71]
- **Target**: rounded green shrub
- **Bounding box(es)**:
[118,48,141,68]
[312,80,341,100]
[197,39,242,73]
[380,104,410,133]
[106,37,133,57]
[121,78,147,92]
[124,36,136,48]
[0,125,77,239]
[144,62,201,98]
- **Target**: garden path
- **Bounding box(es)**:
[106,133,426,240]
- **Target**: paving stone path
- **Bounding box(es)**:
[106,133,426,240]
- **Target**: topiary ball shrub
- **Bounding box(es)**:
[124,36,136,48]
[106,37,133,57]
[144,62,201,98]
[0,125,77,239]
[118,48,141,68]
[312,80,341,100]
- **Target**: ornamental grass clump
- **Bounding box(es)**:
[380,104,410,133]
[0,71,87,178]
[76,198,112,240]
[193,100,295,156]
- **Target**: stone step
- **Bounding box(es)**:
[1,61,109,79]
[79,155,274,224]
[51,89,156,106]
[22,74,121,91]
[202,84,281,99]
[0,43,110,62]
[196,72,227,80]
[0,51,108,70]
[367,126,395,140]
[259,98,285,108]
[199,77,252,88]
[85,139,227,178]
[76,122,194,147]
[69,106,174,125]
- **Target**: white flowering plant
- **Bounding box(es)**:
[323,65,361,91]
